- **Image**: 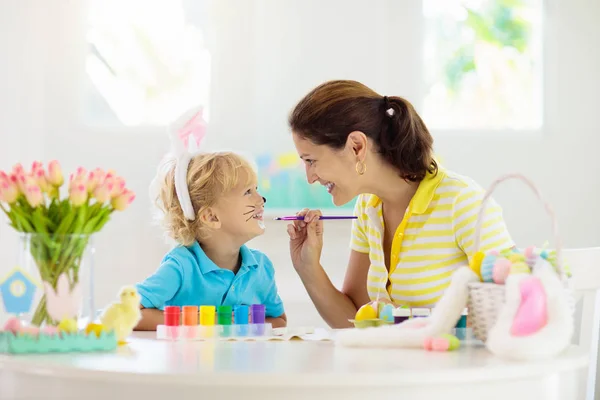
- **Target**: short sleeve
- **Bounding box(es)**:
[261,259,285,318]
[135,257,183,310]
[452,188,515,263]
[350,195,370,253]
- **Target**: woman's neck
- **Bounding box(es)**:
[363,164,419,208]
[199,237,242,273]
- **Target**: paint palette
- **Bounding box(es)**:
[156,304,274,341]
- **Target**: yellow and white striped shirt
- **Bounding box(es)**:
[351,167,514,308]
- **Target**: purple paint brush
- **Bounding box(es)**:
[274,216,357,221]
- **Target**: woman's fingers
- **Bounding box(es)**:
[294,208,309,229]
[287,224,297,240]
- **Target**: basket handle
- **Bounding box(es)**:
[473,173,565,280]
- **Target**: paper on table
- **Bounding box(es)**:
[221,327,332,342]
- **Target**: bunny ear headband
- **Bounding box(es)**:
[168,106,208,221]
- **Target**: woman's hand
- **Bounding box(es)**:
[287,209,323,272]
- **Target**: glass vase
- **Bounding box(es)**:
[1,233,96,327]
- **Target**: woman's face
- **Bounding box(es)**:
[292,133,361,206]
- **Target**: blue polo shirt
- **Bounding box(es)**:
[136,242,285,318]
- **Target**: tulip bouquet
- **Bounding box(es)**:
[0,161,135,326]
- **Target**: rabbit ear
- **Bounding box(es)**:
[168,105,206,156]
[56,274,69,296]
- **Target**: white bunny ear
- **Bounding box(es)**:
[166,105,208,221]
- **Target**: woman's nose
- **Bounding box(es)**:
[305,165,318,184]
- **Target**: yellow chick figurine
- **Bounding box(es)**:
[100,286,141,345]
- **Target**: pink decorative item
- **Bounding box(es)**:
[178,108,207,149]
[431,338,451,351]
[423,336,434,350]
[18,326,40,336]
[43,273,82,322]
[3,317,22,333]
[492,258,512,284]
[510,276,548,336]
[41,326,59,335]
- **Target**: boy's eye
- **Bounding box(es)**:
[305,159,315,166]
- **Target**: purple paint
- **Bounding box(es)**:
[251,304,265,324]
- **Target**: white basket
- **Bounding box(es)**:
[466,173,569,342]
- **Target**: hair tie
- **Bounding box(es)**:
[382,96,395,116]
[168,106,208,221]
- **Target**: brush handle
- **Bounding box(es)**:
[274,216,357,221]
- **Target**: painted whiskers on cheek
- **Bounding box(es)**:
[244,205,256,222]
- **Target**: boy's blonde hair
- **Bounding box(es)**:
[155,152,256,246]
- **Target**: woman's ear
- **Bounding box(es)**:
[199,207,221,229]
[346,131,368,160]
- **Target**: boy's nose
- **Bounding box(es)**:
[262,196,267,204]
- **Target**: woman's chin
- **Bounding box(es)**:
[331,192,353,207]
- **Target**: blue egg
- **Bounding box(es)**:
[380,304,394,322]
[480,254,496,282]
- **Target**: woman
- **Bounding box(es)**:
[286,80,514,328]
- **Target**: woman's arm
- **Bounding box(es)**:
[288,209,371,328]
[297,251,371,328]
[134,306,164,331]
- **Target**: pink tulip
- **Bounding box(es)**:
[110,176,126,198]
[25,184,43,208]
[0,171,8,184]
[0,180,19,203]
[87,168,106,193]
[31,161,43,174]
[12,163,24,176]
[34,168,51,193]
[47,160,64,186]
[93,181,113,203]
[69,183,88,206]
[111,189,135,211]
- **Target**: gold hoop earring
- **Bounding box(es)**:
[355,161,367,175]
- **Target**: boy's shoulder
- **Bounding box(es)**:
[242,246,275,272]
[161,243,201,269]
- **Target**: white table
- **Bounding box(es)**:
[0,331,589,400]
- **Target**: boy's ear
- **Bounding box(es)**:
[199,207,221,229]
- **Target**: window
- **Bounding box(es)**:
[85,0,211,126]
[423,0,543,130]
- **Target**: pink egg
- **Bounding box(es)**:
[431,338,450,351]
[41,326,59,336]
[18,326,40,336]
[3,317,22,333]
[423,337,434,350]
[524,246,535,259]
[493,258,512,284]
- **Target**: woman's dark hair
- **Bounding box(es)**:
[288,80,437,182]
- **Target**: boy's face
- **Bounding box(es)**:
[212,170,265,242]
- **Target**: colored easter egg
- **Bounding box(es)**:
[469,251,485,280]
[41,326,59,336]
[480,253,497,283]
[379,304,394,322]
[3,317,22,333]
[58,318,78,334]
[423,336,434,350]
[510,261,531,275]
[509,253,525,263]
[492,258,512,284]
[440,334,461,350]
[18,326,40,336]
[431,337,450,351]
[355,304,377,321]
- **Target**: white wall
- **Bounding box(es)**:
[0,0,599,330]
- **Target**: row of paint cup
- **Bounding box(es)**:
[159,304,271,340]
